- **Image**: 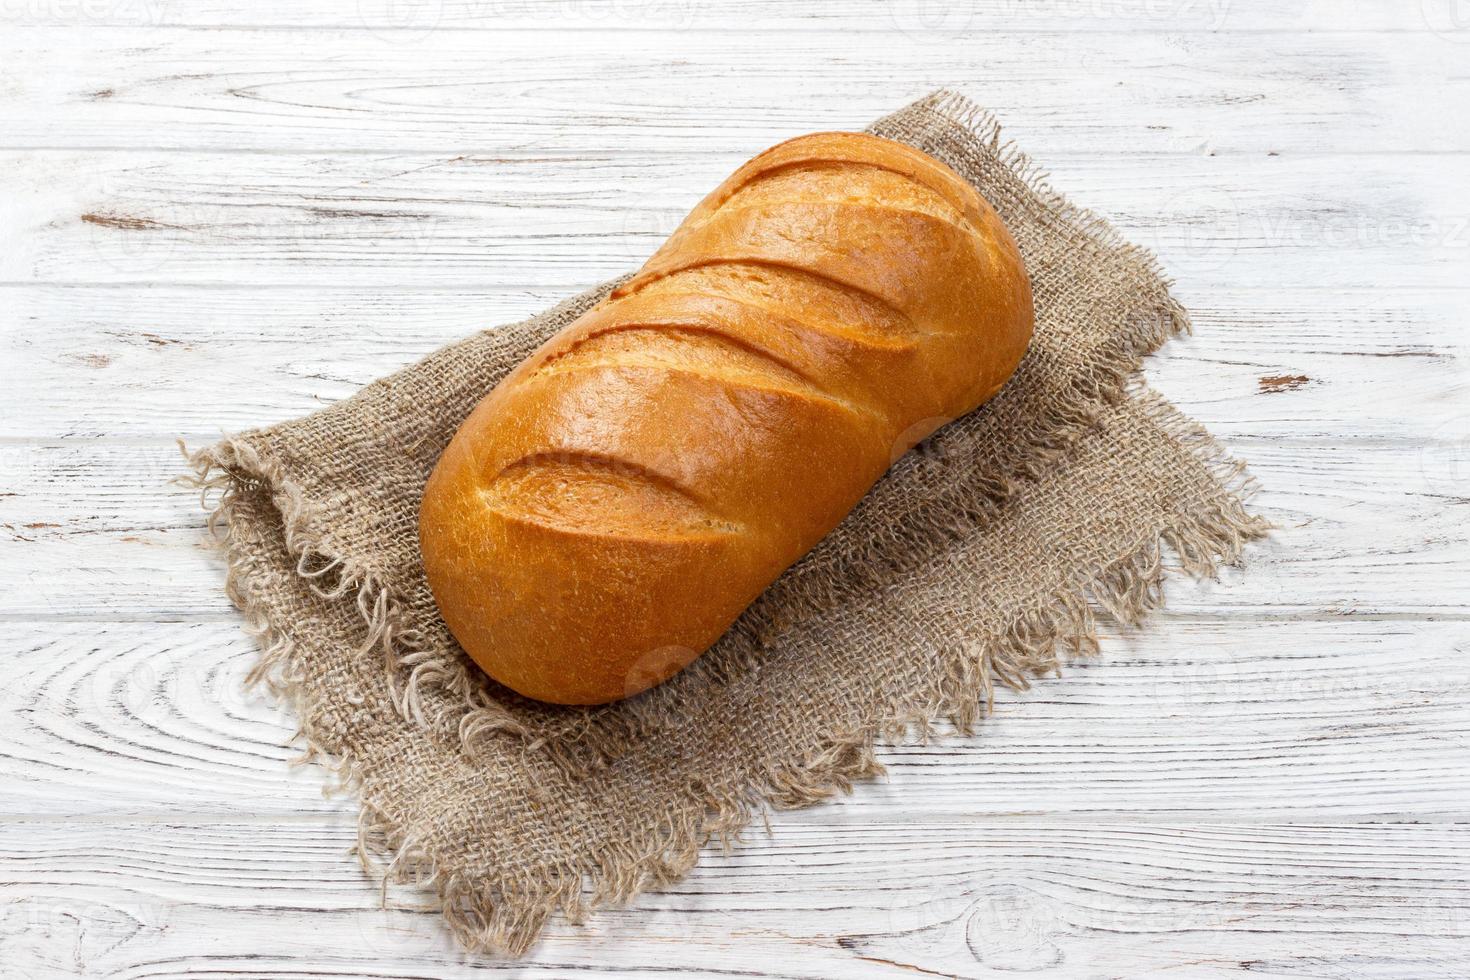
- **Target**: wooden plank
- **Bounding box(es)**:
[2,29,1466,154]
[4,436,1467,618]
[0,0,1446,33]
[2,817,1467,977]
[3,284,1465,442]
[3,617,1467,820]
[6,150,1468,291]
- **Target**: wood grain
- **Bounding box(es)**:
[3,619,1467,822]
[5,150,1468,290]
[2,285,1465,441]
[1,0,1451,32]
[3,818,1467,978]
[5,438,1467,619]
[3,28,1466,155]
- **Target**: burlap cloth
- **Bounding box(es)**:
[186,91,1268,954]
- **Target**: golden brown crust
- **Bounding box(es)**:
[418,132,1034,704]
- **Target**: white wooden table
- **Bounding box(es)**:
[3,3,1468,976]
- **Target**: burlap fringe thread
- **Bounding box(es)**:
[181,91,1270,955]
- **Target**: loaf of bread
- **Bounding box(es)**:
[419,132,1034,705]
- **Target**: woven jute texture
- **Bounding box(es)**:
[186,91,1268,954]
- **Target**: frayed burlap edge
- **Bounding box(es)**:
[179,92,1272,955]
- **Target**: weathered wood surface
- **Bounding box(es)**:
[2,0,1450,32]
[4,818,1468,978]
[3,619,1468,820]
[2,439,1466,620]
[6,152,1468,292]
[2,3,1467,976]
[3,28,1467,155]
[4,285,1465,441]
